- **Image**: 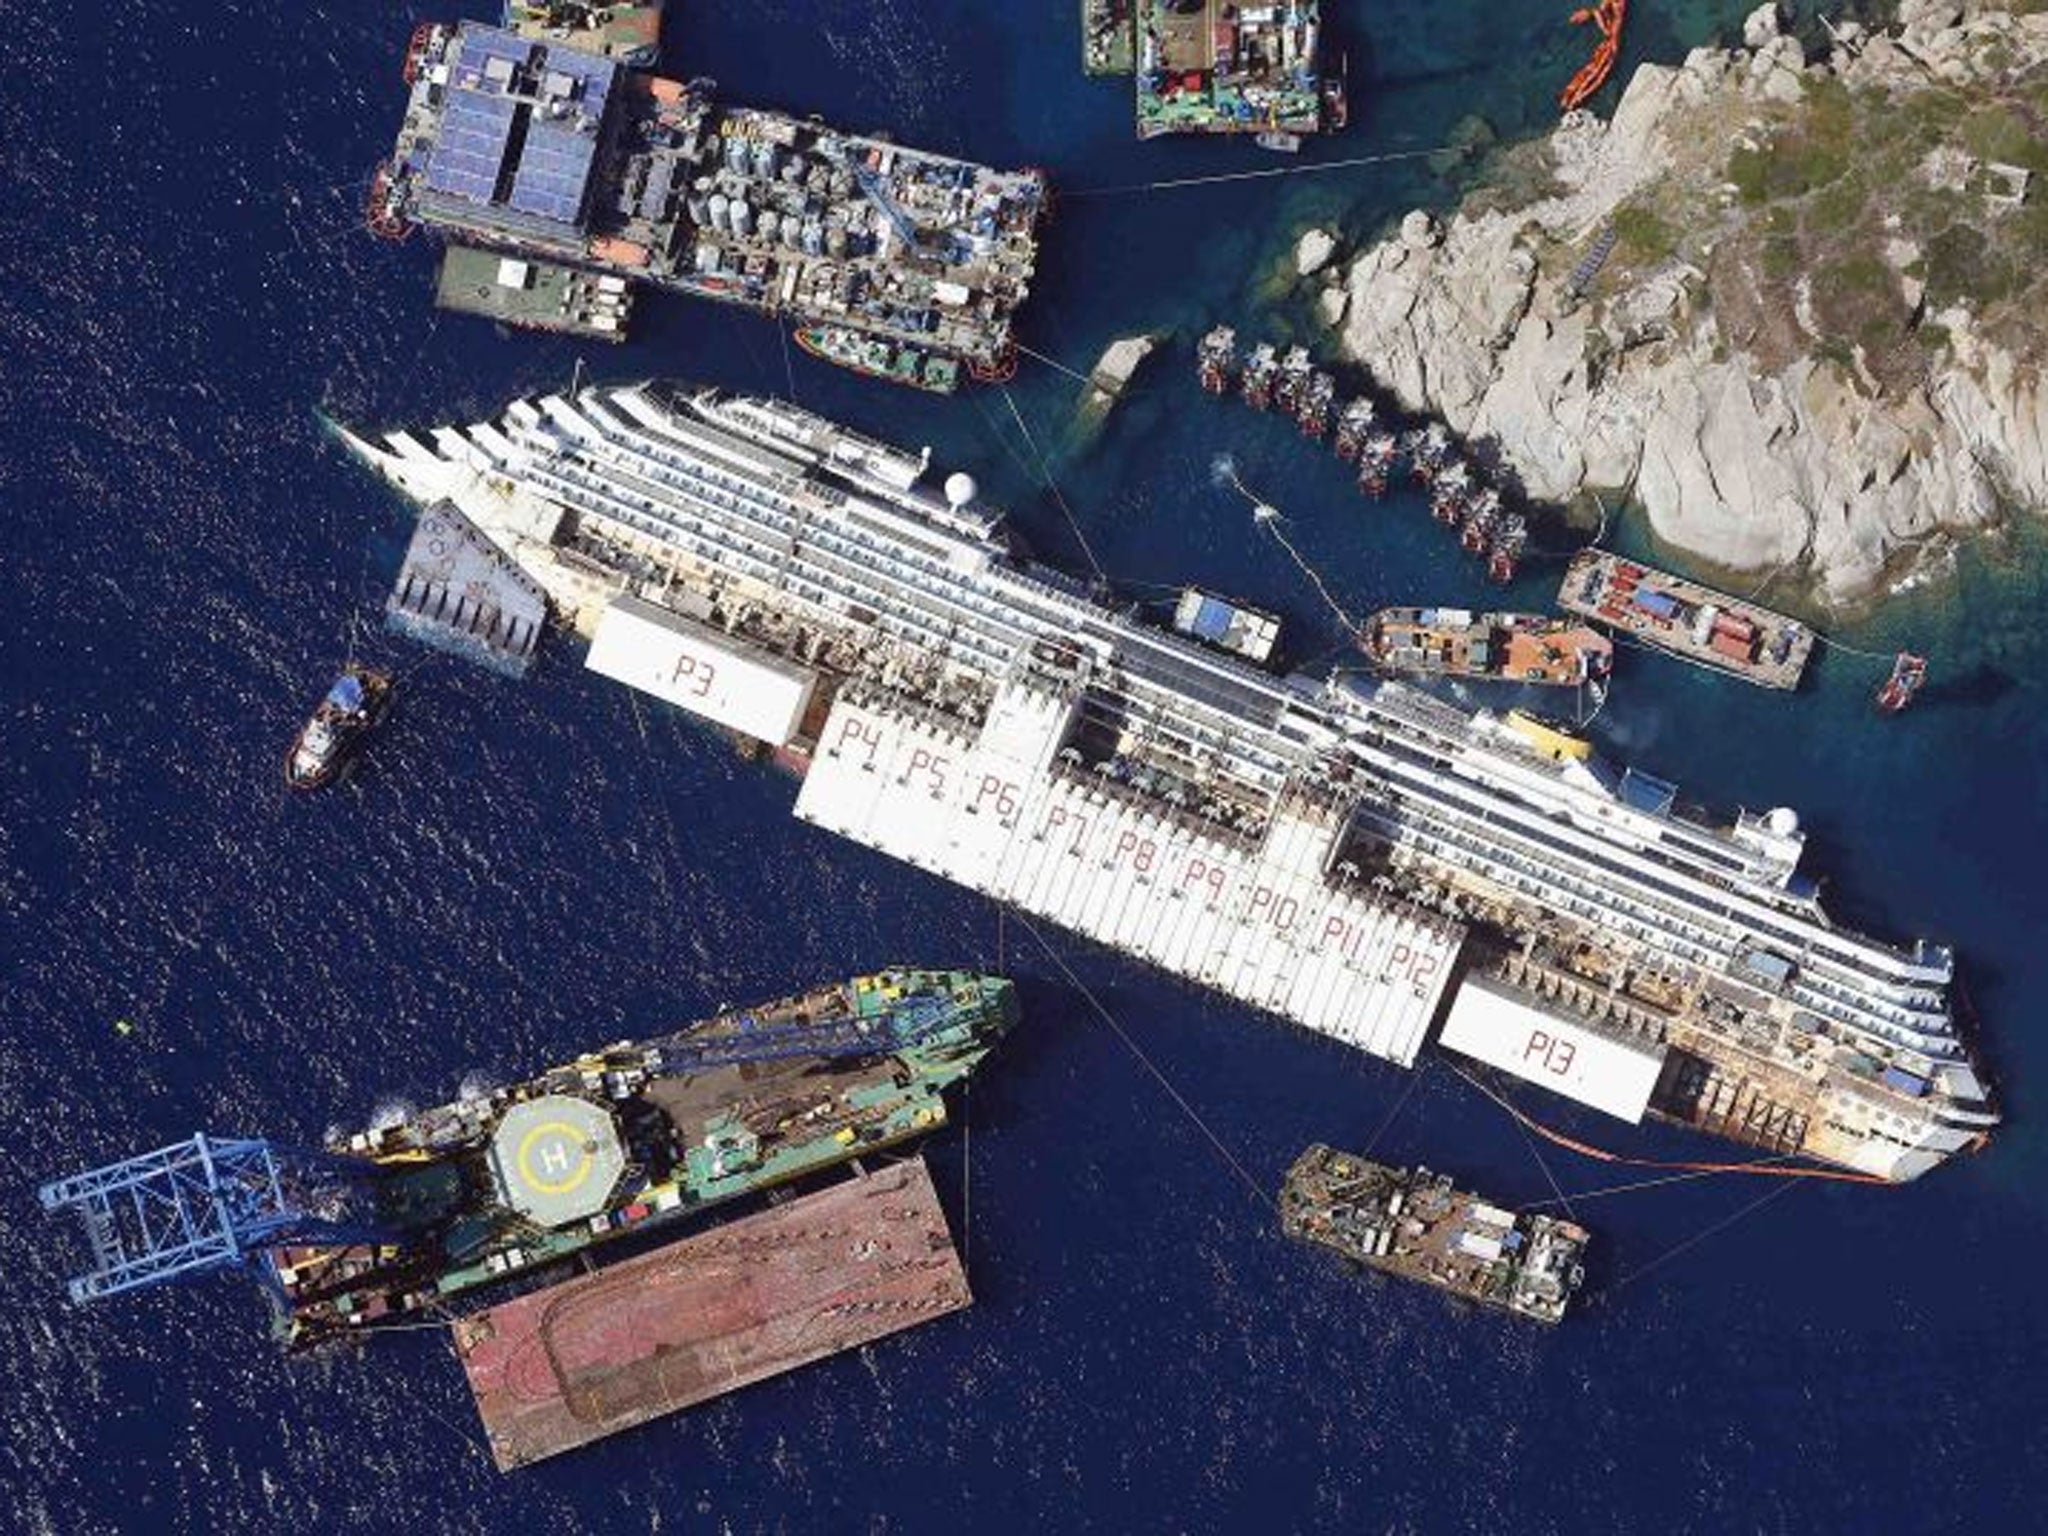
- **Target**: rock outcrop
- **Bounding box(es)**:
[1323,1,2048,602]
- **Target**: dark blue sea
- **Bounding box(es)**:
[5,2,2044,1530]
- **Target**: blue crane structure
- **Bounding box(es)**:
[850,163,924,255]
[651,990,957,1073]
[38,1134,388,1305]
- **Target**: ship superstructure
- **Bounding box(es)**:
[338,380,1998,1181]
[373,23,1045,378]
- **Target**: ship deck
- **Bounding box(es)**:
[433,246,631,341]
[1559,549,1813,690]
[455,1158,969,1470]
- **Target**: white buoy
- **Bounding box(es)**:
[944,472,978,509]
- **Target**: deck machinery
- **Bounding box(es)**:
[372,23,1046,376]
[40,970,1016,1349]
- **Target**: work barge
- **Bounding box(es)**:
[1280,1144,1590,1323]
[337,380,1999,1183]
[1089,2,1340,145]
[1559,548,1814,690]
[372,22,1047,380]
[40,971,1007,1464]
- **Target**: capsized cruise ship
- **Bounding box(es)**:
[336,380,1999,1181]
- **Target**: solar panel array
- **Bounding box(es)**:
[421,25,617,230]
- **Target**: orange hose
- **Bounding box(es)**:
[1453,1062,1897,1187]
[1558,0,1628,113]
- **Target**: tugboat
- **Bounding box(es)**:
[1274,345,1314,415]
[1431,459,1473,524]
[1357,431,1400,497]
[1198,325,1238,394]
[1404,424,1452,484]
[1241,342,1279,410]
[1459,487,1501,554]
[1296,371,1336,440]
[286,665,393,791]
[1487,513,1529,584]
[1333,397,1376,461]
[795,326,962,395]
[1876,652,1928,713]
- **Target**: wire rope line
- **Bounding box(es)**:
[1013,341,1097,388]
[1603,1179,1803,1297]
[1220,466,1359,633]
[1018,915,1271,1209]
[1447,1059,1894,1187]
[1001,384,1108,584]
[1066,145,1458,198]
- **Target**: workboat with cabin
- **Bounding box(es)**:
[285,666,393,790]
[1364,609,1613,688]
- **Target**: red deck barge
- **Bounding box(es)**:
[455,1159,970,1470]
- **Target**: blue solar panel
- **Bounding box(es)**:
[420,24,617,226]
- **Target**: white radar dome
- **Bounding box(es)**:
[1764,806,1800,837]
[944,472,978,508]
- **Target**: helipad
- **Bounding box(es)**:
[488,1095,625,1228]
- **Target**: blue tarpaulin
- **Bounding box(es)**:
[1631,589,1682,620]
[326,675,366,713]
[1189,597,1234,642]
[1619,768,1678,816]
[1883,1066,1931,1099]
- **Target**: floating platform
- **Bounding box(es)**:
[1081,0,1134,76]
[384,500,549,675]
[1279,1144,1590,1324]
[434,246,633,341]
[502,0,662,66]
[1558,548,1813,690]
[1173,586,1280,664]
[1135,0,1328,141]
[455,1158,970,1470]
[1364,608,1611,688]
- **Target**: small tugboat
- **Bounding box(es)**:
[1876,651,1928,713]
[1487,513,1529,584]
[1241,342,1279,410]
[1431,459,1473,524]
[1333,397,1376,461]
[1357,431,1400,497]
[1198,325,1238,394]
[1296,371,1336,440]
[1404,424,1452,484]
[285,665,393,791]
[794,326,962,395]
[1460,487,1502,554]
[1274,344,1314,414]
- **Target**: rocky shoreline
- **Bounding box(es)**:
[1302,1,2048,604]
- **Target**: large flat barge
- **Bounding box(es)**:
[338,381,1997,1182]
[1280,1144,1590,1323]
[433,245,632,341]
[373,23,1045,380]
[457,1157,969,1469]
[1559,548,1814,689]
